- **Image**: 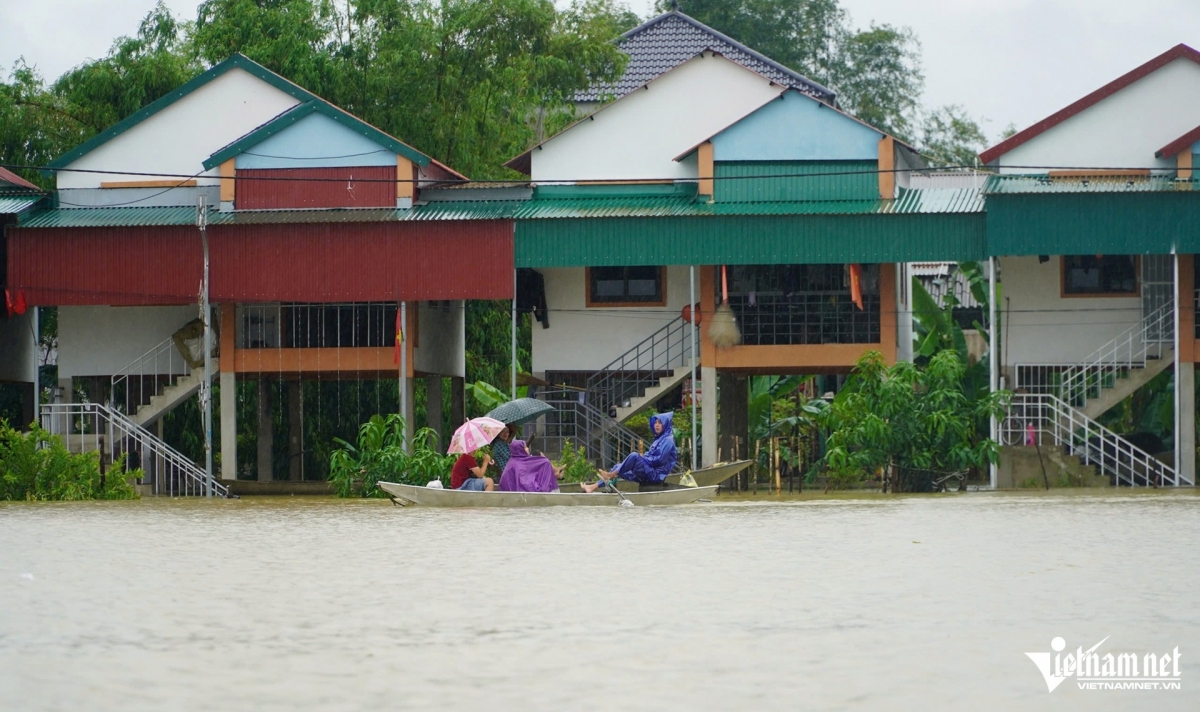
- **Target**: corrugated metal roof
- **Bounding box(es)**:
[14,188,984,227]
[984,174,1198,194]
[0,195,44,214]
[576,12,833,103]
[18,206,197,228]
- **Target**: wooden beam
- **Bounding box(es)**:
[1180,255,1195,362]
[220,159,235,203]
[878,136,895,199]
[1179,151,1194,181]
[698,141,714,198]
[100,179,198,189]
[219,304,236,373]
[397,156,415,201]
[233,347,413,377]
[879,263,897,364]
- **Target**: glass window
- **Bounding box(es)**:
[1062,256,1137,296]
[588,267,664,305]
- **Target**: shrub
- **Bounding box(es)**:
[0,421,140,501]
[328,414,456,497]
[555,440,597,483]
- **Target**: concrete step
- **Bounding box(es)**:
[1080,349,1174,420]
[132,368,208,427]
[997,445,1107,488]
[614,366,691,424]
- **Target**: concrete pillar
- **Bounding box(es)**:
[219,371,237,481]
[287,380,303,481]
[57,377,73,403]
[401,376,415,449]
[701,366,717,466]
[450,376,465,427]
[718,372,748,465]
[257,378,273,482]
[426,375,444,452]
[1178,363,1195,485]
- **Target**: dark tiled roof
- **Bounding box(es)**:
[576,11,834,103]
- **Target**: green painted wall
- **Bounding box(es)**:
[715,161,878,202]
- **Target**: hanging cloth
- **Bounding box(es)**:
[848,264,864,311]
[393,307,403,366]
[516,268,549,328]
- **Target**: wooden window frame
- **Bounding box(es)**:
[1060,255,1140,299]
[585,266,667,308]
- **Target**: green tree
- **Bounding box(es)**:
[920,104,987,167]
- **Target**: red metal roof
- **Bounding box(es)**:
[980,44,1200,165]
[1156,124,1200,158]
[237,167,397,210]
[0,166,40,191]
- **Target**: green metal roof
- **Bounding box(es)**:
[18,206,198,228]
[49,55,321,169]
[984,174,1199,194]
[0,195,44,215]
[202,100,431,170]
[516,213,986,267]
[987,191,1200,256]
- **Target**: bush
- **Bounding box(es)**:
[0,421,141,501]
[328,414,456,497]
[555,440,597,483]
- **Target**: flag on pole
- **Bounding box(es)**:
[13,290,26,315]
[848,264,863,311]
[393,307,403,365]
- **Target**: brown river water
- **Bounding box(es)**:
[2,491,1198,711]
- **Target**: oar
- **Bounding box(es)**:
[604,478,635,508]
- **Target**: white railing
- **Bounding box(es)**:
[999,394,1182,487]
[110,336,193,417]
[41,403,227,497]
[1058,300,1173,407]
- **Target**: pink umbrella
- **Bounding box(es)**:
[448,417,506,454]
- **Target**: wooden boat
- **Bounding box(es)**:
[556,459,754,493]
[379,481,718,507]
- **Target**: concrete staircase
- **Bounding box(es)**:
[129,367,208,427]
[614,366,691,423]
[1079,350,1173,420]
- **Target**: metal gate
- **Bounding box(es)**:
[1141,255,1174,344]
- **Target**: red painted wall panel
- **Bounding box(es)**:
[209,220,513,302]
[7,226,202,306]
[8,220,513,305]
[237,167,397,210]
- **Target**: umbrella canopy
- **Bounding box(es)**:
[486,398,556,427]
[448,417,506,454]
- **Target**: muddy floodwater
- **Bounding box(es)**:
[2,491,1199,711]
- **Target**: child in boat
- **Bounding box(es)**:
[581,412,677,493]
[497,441,563,493]
[451,451,494,491]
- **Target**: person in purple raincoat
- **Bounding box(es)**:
[581,412,677,492]
[497,440,562,493]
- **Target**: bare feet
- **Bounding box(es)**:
[580,481,601,493]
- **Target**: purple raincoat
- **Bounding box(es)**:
[498,441,559,493]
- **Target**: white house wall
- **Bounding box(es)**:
[530,54,783,183]
[414,301,465,378]
[998,58,1200,172]
[57,68,302,189]
[1000,256,1141,369]
[532,267,693,374]
[0,312,38,383]
[57,306,200,378]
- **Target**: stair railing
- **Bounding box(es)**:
[584,317,694,417]
[1056,300,1174,408]
[41,402,228,497]
[999,394,1183,486]
[110,336,193,417]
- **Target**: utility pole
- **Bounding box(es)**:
[198,196,213,497]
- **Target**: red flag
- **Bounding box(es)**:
[849,264,863,311]
[3,289,12,318]
[13,290,27,315]
[393,307,403,365]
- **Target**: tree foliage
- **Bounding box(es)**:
[820,351,1008,491]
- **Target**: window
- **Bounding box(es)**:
[587,266,665,306]
[1061,256,1138,297]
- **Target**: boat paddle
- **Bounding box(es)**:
[603,478,635,508]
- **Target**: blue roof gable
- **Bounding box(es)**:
[233,111,399,169]
[711,91,882,162]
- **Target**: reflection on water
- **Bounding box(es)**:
[2,492,1198,711]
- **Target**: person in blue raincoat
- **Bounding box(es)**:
[581,412,677,492]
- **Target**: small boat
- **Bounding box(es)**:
[379,481,718,507]
[556,459,754,493]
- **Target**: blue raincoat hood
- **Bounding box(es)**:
[649,412,674,441]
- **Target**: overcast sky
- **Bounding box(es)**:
[2,0,1198,145]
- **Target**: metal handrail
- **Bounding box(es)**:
[999,394,1183,487]
[40,403,227,497]
[1055,300,1174,407]
[110,336,192,417]
[584,317,693,416]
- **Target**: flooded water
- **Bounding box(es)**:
[2,491,1198,711]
